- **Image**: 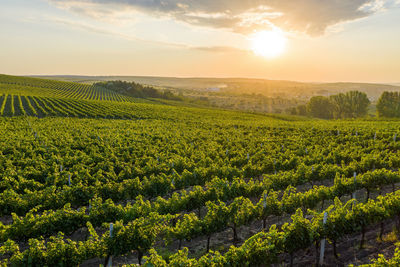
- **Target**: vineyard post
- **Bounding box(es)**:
[394,134,397,142]
[68,174,71,186]
[106,223,113,267]
[319,212,328,266]
[247,153,250,160]
[274,159,277,175]
[263,192,267,229]
[356,131,358,136]
[374,132,377,140]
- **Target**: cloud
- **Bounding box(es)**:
[38,16,245,53]
[49,0,397,36]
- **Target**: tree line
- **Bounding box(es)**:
[288,90,400,119]
[94,80,184,101]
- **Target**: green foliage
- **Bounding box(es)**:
[296,105,307,116]
[377,91,400,118]
[294,90,370,119]
[106,214,172,264]
[358,242,400,266]
[307,96,333,119]
[0,92,400,266]
[141,190,400,266]
[330,91,370,118]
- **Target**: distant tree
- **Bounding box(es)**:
[306,96,333,119]
[329,91,370,119]
[287,107,297,115]
[345,91,370,117]
[296,105,307,116]
[94,81,182,101]
[376,91,400,117]
[329,93,350,119]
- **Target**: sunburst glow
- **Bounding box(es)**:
[251,29,287,59]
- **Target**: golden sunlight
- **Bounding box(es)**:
[250,29,287,58]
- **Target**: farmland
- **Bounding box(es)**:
[1,75,400,266]
[0,75,145,119]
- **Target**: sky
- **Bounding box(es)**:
[0,0,399,83]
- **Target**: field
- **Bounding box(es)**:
[0,75,149,119]
[1,75,400,266]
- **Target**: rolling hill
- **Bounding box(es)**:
[0,74,151,119]
[33,75,400,101]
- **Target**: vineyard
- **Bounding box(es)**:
[1,75,400,266]
[0,75,133,102]
[0,75,148,119]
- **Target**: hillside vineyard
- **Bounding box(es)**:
[1,76,400,266]
[0,75,140,119]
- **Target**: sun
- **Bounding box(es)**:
[250,29,287,58]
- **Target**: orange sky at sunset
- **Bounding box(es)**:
[0,0,399,83]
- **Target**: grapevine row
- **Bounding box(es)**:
[3,183,400,266]
[0,94,141,119]
[0,74,132,102]
[1,168,398,245]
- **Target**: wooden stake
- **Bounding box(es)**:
[352,172,357,200]
[319,212,328,266]
[106,223,113,267]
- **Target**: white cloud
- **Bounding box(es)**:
[49,0,398,35]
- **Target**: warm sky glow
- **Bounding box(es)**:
[0,0,399,83]
[251,30,287,59]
